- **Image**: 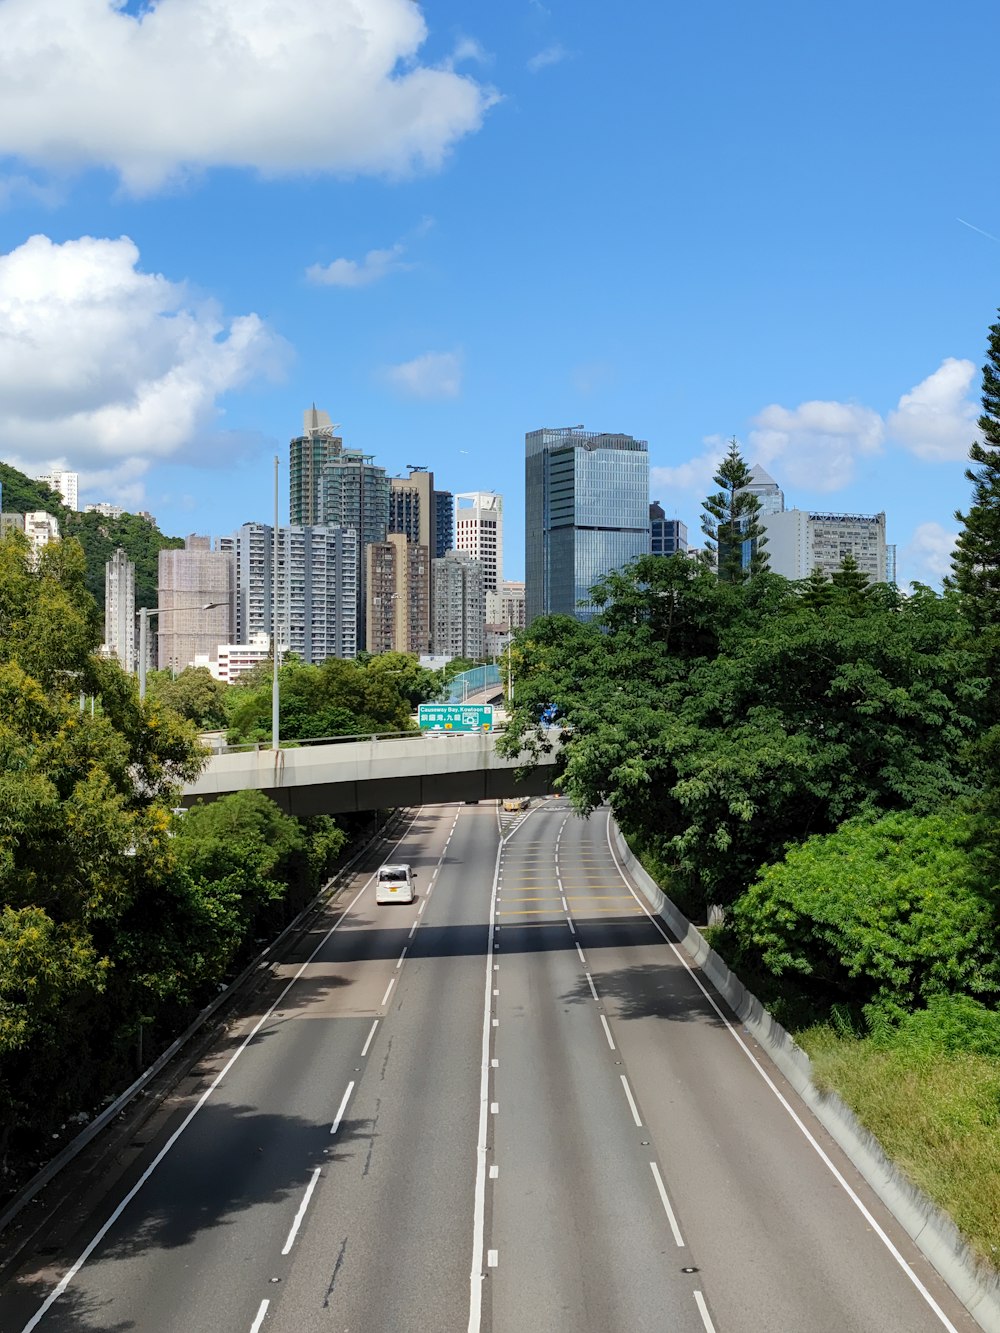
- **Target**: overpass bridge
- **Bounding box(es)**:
[180,730,560,816]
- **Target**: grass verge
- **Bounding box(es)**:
[797,1025,1000,1266]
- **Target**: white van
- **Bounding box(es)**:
[375,863,415,905]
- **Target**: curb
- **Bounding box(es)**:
[0,809,406,1248]
[611,821,1000,1333]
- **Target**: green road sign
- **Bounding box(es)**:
[418,704,494,733]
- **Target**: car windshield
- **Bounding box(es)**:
[379,869,403,881]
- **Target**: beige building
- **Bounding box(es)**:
[485,579,525,631]
[156,536,234,671]
[366,533,431,656]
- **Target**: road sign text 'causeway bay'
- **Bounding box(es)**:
[418,704,494,732]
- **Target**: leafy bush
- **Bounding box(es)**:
[731,811,1000,1020]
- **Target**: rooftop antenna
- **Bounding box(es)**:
[406,463,428,471]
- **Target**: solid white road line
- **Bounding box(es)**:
[585,973,600,1002]
[605,814,962,1333]
[650,1162,685,1247]
[330,1081,355,1136]
[360,1020,379,1058]
[18,810,427,1333]
[249,1298,269,1333]
[380,977,396,1008]
[599,1014,615,1049]
[620,1074,642,1127]
[694,1290,718,1332]
[282,1167,322,1255]
[467,828,502,1333]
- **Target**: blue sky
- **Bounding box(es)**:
[0,0,998,586]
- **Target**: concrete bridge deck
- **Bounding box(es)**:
[181,730,559,816]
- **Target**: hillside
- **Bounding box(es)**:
[0,461,184,610]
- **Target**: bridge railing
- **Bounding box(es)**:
[200,724,511,757]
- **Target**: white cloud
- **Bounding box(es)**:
[0,233,288,495]
[886,358,980,461]
[0,0,495,193]
[382,349,462,399]
[650,435,728,498]
[900,521,958,587]
[307,243,409,288]
[749,399,884,492]
[527,43,569,73]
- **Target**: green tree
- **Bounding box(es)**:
[731,812,1000,1021]
[701,438,769,583]
[147,666,228,728]
[953,311,1000,630]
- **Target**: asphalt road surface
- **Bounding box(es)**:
[1,800,978,1333]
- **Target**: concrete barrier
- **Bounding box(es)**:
[611,822,1000,1333]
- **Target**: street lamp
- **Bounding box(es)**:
[138,602,229,701]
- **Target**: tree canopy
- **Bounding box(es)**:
[953,310,1000,631]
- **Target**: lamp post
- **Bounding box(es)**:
[272,455,280,750]
[138,602,229,701]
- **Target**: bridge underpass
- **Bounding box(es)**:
[180,730,560,816]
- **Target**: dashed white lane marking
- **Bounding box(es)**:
[694,1290,718,1332]
[620,1075,642,1127]
[599,1015,615,1049]
[603,815,962,1333]
[493,988,499,996]
[408,921,418,938]
[576,943,587,965]
[330,1081,355,1136]
[282,1167,322,1255]
[396,947,407,969]
[16,809,429,1333]
[249,1299,269,1333]
[491,1102,499,1115]
[585,973,600,1002]
[489,1164,499,1179]
[380,977,395,1008]
[492,1017,499,1027]
[361,1020,379,1059]
[487,1249,498,1268]
[560,894,569,911]
[649,1162,685,1248]
[566,917,576,935]
[418,899,426,915]
[491,1058,499,1068]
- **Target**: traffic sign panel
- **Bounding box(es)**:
[418,704,494,732]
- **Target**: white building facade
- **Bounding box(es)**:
[455,492,503,594]
[36,470,79,510]
[762,509,888,583]
[431,550,485,659]
[104,547,136,672]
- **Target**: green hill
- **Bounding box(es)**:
[0,461,185,610]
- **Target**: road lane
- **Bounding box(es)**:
[3,804,494,1333]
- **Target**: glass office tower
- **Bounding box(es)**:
[525,427,650,623]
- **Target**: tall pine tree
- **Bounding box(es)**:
[701,437,769,583]
[953,312,1000,628]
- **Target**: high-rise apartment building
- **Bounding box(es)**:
[455,492,503,593]
[525,427,650,623]
[649,503,689,556]
[157,536,234,671]
[289,406,343,526]
[365,533,430,656]
[434,490,454,557]
[104,547,136,672]
[431,550,485,659]
[320,449,389,650]
[762,509,888,583]
[226,522,358,664]
[485,580,526,630]
[389,467,437,553]
[36,470,78,510]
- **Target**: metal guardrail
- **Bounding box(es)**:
[204,724,509,757]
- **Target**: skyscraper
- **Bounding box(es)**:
[105,547,136,672]
[289,406,343,526]
[365,532,430,656]
[762,510,888,583]
[739,464,785,517]
[321,449,389,650]
[431,550,485,659]
[434,490,454,557]
[156,537,233,671]
[389,467,437,553]
[525,427,650,623]
[455,492,503,593]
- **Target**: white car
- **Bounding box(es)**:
[375,863,415,905]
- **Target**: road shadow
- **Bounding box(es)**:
[561,959,729,1027]
[3,1103,374,1332]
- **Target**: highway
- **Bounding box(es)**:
[1,800,977,1332]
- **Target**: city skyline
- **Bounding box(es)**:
[0,2,997,589]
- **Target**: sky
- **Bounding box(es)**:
[0,0,998,587]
